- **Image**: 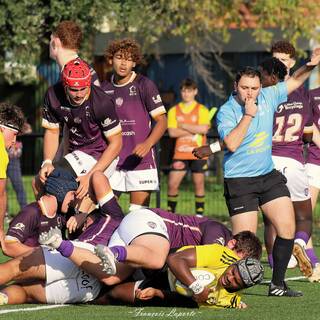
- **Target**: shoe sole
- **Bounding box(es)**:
[293,243,313,277]
[95,245,117,275]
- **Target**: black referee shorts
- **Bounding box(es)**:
[224,169,290,217]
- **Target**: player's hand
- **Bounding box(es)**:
[0,229,6,250]
[192,286,211,304]
[66,212,87,233]
[238,301,247,309]
[135,287,163,300]
[39,163,55,183]
[76,174,91,199]
[132,141,152,158]
[192,146,212,159]
[244,97,257,118]
[307,47,320,67]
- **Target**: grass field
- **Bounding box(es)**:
[3,174,320,319]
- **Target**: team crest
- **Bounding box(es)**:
[74,117,81,124]
[147,221,157,229]
[129,85,137,96]
[12,223,25,231]
[116,97,124,107]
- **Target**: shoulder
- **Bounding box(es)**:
[135,74,158,90]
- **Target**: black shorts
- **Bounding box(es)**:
[224,169,290,217]
[170,159,207,173]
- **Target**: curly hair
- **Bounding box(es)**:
[259,57,287,81]
[271,40,296,59]
[0,102,25,132]
[233,231,262,260]
[53,20,82,51]
[105,38,143,65]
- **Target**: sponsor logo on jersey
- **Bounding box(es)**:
[40,221,49,225]
[74,117,82,124]
[120,119,136,126]
[64,116,69,122]
[277,102,303,113]
[116,97,124,107]
[12,223,25,231]
[104,90,114,95]
[147,221,157,229]
[152,94,162,104]
[216,237,225,246]
[122,131,135,136]
[139,179,157,185]
[129,85,137,96]
[101,117,116,128]
[60,106,71,112]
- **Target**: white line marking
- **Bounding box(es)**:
[0,304,70,314]
[262,276,306,284]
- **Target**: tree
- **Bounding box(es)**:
[1,0,320,94]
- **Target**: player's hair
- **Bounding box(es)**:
[271,40,296,59]
[0,102,25,132]
[259,57,287,81]
[105,38,143,65]
[233,231,262,260]
[235,67,261,84]
[52,20,82,51]
[180,78,198,90]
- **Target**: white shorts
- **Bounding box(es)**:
[43,241,102,304]
[64,150,118,179]
[108,168,159,192]
[306,163,320,189]
[108,209,169,246]
[272,156,310,201]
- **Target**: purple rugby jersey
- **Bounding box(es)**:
[307,87,320,165]
[150,208,232,249]
[42,83,121,160]
[77,210,121,246]
[272,86,313,163]
[102,73,166,171]
[6,202,65,247]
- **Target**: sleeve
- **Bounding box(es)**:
[216,105,238,140]
[198,105,211,125]
[92,88,122,138]
[263,82,288,112]
[6,205,39,243]
[140,77,166,119]
[41,89,60,130]
[167,106,177,128]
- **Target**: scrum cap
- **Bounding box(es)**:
[62,58,91,88]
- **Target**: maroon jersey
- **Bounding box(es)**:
[77,210,121,246]
[42,83,121,160]
[150,208,232,249]
[6,202,65,247]
[307,87,320,165]
[102,73,166,170]
[272,86,313,163]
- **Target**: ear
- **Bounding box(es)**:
[132,62,136,68]
[109,58,113,66]
[227,239,237,250]
[194,88,198,96]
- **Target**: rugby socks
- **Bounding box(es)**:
[110,246,127,262]
[306,248,319,267]
[195,195,205,215]
[295,231,309,246]
[167,195,178,213]
[57,240,74,258]
[99,191,124,220]
[272,236,294,286]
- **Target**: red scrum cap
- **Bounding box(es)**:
[62,58,91,88]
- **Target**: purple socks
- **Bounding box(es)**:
[110,246,127,262]
[306,248,319,267]
[57,241,74,257]
[295,231,310,245]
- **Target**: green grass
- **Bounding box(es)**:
[3,175,320,319]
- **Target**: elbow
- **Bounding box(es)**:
[223,137,239,153]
